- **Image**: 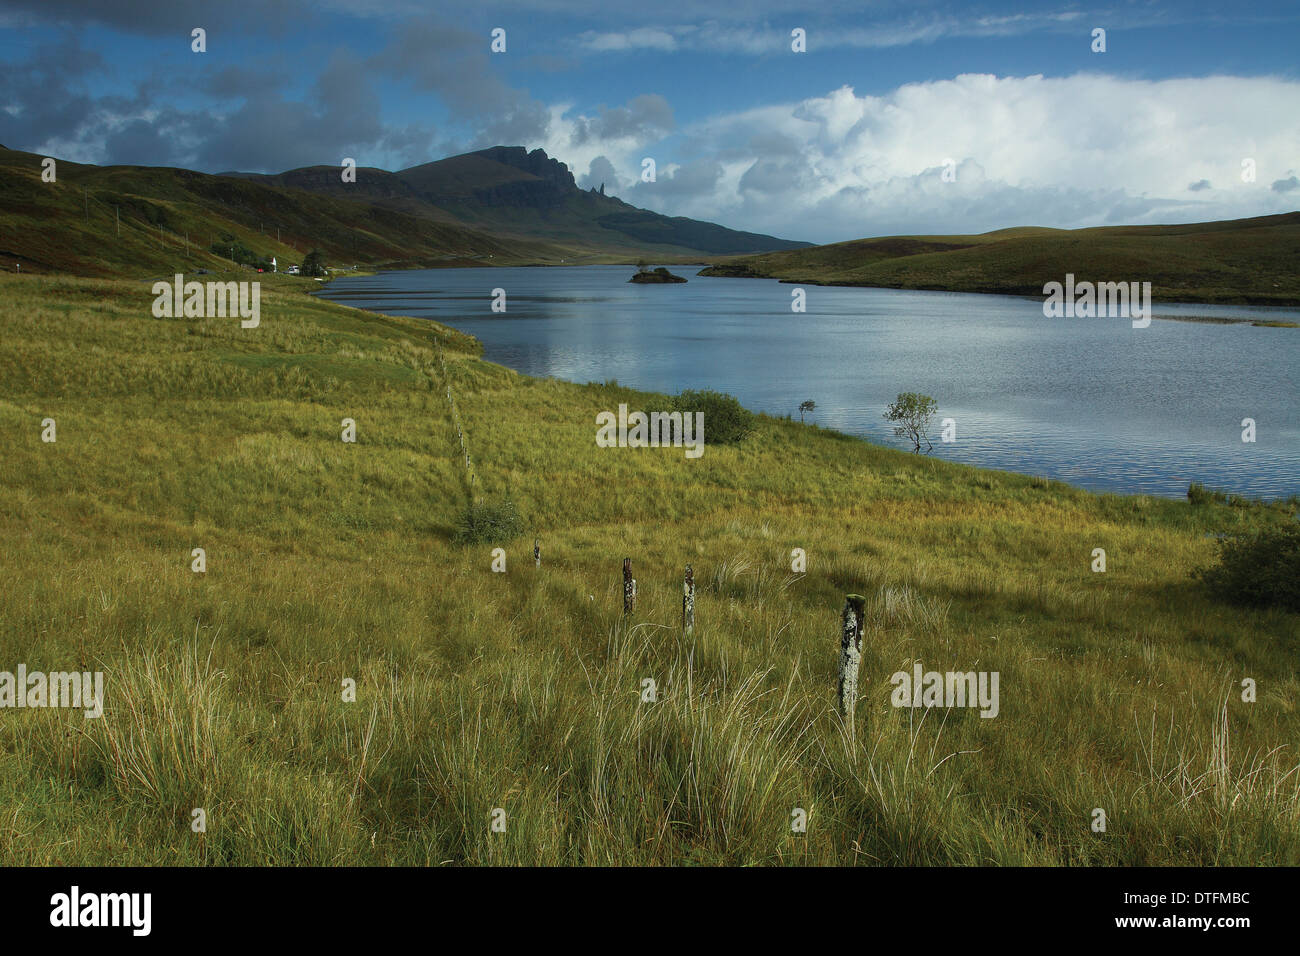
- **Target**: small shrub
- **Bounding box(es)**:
[1188,482,1226,506]
[1197,523,1300,612]
[454,499,522,545]
[673,389,754,446]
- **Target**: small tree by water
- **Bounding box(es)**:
[884,392,938,452]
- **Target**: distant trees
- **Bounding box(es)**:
[300,249,327,277]
[210,233,273,271]
[798,400,816,423]
[635,258,649,273]
[884,392,937,452]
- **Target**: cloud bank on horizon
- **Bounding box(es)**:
[1,0,1297,244]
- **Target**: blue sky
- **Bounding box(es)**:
[2,0,1298,242]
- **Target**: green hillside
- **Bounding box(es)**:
[700,213,1300,305]
[1,272,1296,865]
[0,146,576,277]
[233,145,813,257]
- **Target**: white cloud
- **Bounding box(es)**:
[574,10,1125,55]
[577,27,679,52]
[555,73,1300,243]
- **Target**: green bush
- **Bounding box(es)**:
[672,389,754,446]
[454,498,522,545]
[1198,523,1300,612]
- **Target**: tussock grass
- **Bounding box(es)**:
[1,273,1297,865]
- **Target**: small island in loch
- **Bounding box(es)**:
[629,266,687,283]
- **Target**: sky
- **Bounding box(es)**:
[1,0,1298,244]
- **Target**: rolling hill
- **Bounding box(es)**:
[699,213,1300,305]
[0,143,807,278]
[227,145,812,257]
[0,146,570,277]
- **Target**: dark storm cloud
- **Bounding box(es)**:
[370,15,550,147]
[474,107,550,149]
[202,65,291,99]
[0,0,307,35]
[571,94,673,146]
[744,129,804,159]
[379,123,437,169]
[194,51,387,171]
[1270,175,1299,193]
[0,16,447,173]
[103,113,189,166]
[577,155,620,191]
[628,158,722,200]
[0,35,105,148]
[739,157,807,195]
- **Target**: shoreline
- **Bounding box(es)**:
[695,265,1300,310]
[315,261,1300,314]
[313,277,1299,505]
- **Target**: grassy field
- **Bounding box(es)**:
[1,272,1297,865]
[699,212,1300,306]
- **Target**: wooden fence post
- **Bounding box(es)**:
[623,558,635,615]
[682,565,694,634]
[838,594,866,730]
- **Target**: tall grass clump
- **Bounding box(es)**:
[454,498,523,544]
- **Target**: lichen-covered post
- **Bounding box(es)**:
[623,557,635,615]
[682,565,695,634]
[839,594,867,730]
[534,538,540,568]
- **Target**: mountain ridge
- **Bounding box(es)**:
[224,145,812,256]
[0,143,807,276]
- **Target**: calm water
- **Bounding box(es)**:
[318,266,1300,499]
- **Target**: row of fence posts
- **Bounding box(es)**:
[433,307,865,729]
[531,552,862,729]
[624,559,861,726]
[619,558,693,634]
